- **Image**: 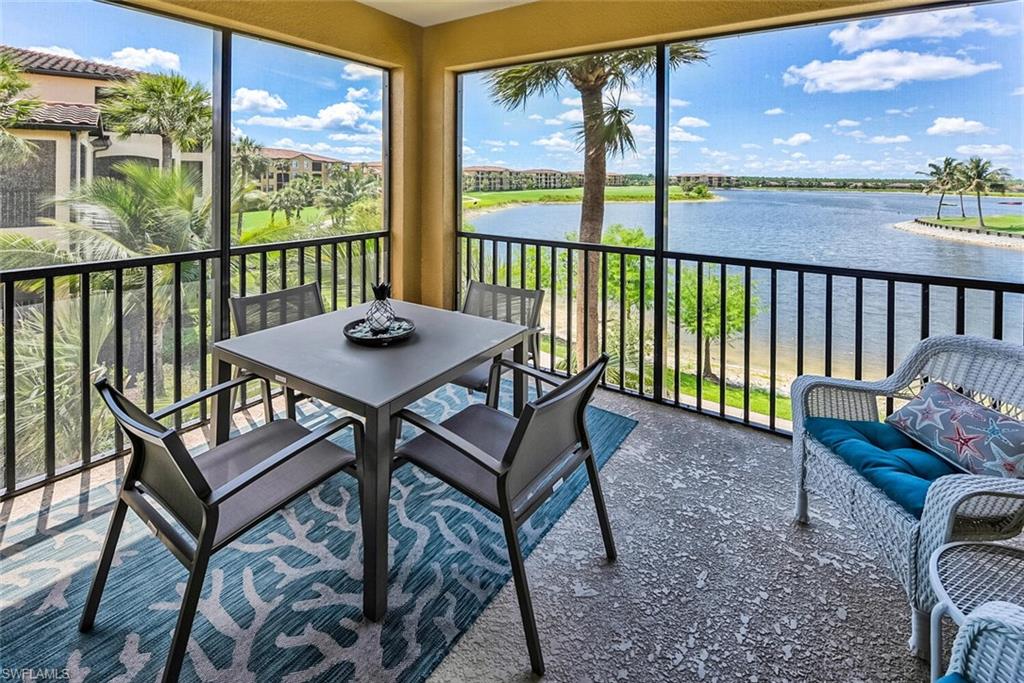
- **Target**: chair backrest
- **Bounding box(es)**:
[462,280,544,329]
[896,336,1024,419]
[229,282,325,337]
[95,379,210,536]
[501,354,608,497]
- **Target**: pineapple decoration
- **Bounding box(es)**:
[366,281,396,334]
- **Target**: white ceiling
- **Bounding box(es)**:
[356,0,535,27]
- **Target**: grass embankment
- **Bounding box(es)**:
[239,206,323,230]
[463,185,714,210]
[919,215,1024,234]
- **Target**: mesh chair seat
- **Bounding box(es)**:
[229,283,326,337]
[196,419,356,548]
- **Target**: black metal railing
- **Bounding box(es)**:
[456,230,1024,434]
[0,231,387,499]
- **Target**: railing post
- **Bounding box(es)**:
[652,43,669,401]
[211,30,233,442]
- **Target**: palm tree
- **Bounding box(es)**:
[232,136,268,233]
[319,166,379,231]
[917,156,958,220]
[486,43,708,365]
[959,156,1009,228]
[99,73,212,172]
[0,54,41,165]
[266,187,290,224]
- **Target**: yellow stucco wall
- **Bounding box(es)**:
[128,0,946,307]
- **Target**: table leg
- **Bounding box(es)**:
[930,602,946,682]
[210,356,232,446]
[513,338,527,417]
[359,407,393,621]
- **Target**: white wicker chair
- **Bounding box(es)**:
[791,335,1024,660]
[941,601,1024,683]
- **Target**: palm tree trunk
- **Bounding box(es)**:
[976,192,985,227]
[936,191,945,220]
[574,85,606,370]
[236,210,243,236]
[161,136,173,173]
[959,193,966,218]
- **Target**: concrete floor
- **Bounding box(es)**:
[430,390,934,682]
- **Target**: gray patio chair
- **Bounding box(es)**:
[229,283,325,419]
[455,280,545,397]
[938,601,1024,683]
[81,374,361,683]
[395,353,615,675]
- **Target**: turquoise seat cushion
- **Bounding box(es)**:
[936,673,969,683]
[805,417,959,519]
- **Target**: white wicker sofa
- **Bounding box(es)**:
[791,335,1024,659]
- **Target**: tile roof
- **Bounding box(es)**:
[21,101,100,129]
[261,147,342,163]
[0,45,139,80]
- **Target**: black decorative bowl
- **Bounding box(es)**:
[343,317,416,347]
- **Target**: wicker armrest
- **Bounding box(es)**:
[790,374,895,425]
[920,476,1024,564]
[948,601,1024,682]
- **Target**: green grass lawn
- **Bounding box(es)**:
[919,214,1024,233]
[239,205,323,230]
[463,185,714,210]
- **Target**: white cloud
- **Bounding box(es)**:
[271,137,379,160]
[328,131,381,143]
[101,47,181,71]
[243,101,376,130]
[345,87,370,101]
[482,139,506,148]
[791,152,807,159]
[546,109,584,125]
[868,134,911,144]
[27,45,82,59]
[669,126,704,143]
[763,107,785,116]
[955,143,1015,157]
[926,116,993,136]
[772,132,812,146]
[676,116,709,128]
[885,106,919,117]
[630,124,655,142]
[670,98,690,108]
[700,147,735,161]
[833,153,852,160]
[527,114,544,121]
[1014,87,1024,96]
[829,8,1016,53]
[462,144,476,156]
[741,143,762,150]
[531,131,575,151]
[561,97,582,106]
[231,88,287,113]
[618,88,656,107]
[783,50,1000,93]
[230,124,244,139]
[342,63,381,80]
[836,119,860,127]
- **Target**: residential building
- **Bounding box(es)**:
[674,172,737,188]
[0,45,212,229]
[462,165,522,192]
[258,147,344,191]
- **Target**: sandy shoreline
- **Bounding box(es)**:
[892,220,1024,251]
[463,194,724,217]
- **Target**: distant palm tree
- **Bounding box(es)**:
[319,166,379,231]
[486,43,708,365]
[100,73,212,172]
[959,156,1009,228]
[266,187,290,224]
[0,54,41,165]
[917,156,959,220]
[232,136,268,233]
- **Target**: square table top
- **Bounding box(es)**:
[213,300,527,410]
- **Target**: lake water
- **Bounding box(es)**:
[465,190,1023,383]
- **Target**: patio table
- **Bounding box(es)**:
[210,299,530,621]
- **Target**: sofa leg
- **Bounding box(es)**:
[794,488,809,525]
[909,606,931,662]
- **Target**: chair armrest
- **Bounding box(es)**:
[790,374,896,427]
[490,358,565,388]
[205,415,363,506]
[397,409,505,475]
[151,373,259,421]
[948,601,1024,681]
[920,475,1024,555]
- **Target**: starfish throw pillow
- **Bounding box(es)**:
[885,382,1024,478]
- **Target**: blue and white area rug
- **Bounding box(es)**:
[0,385,635,682]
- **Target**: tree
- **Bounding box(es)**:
[99,73,212,172]
[0,54,41,166]
[319,166,379,231]
[917,156,959,220]
[958,156,1009,228]
[486,43,708,365]
[232,136,268,234]
[678,265,759,383]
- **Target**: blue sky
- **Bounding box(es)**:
[461,1,1023,178]
[0,0,385,162]
[1,1,1019,176]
